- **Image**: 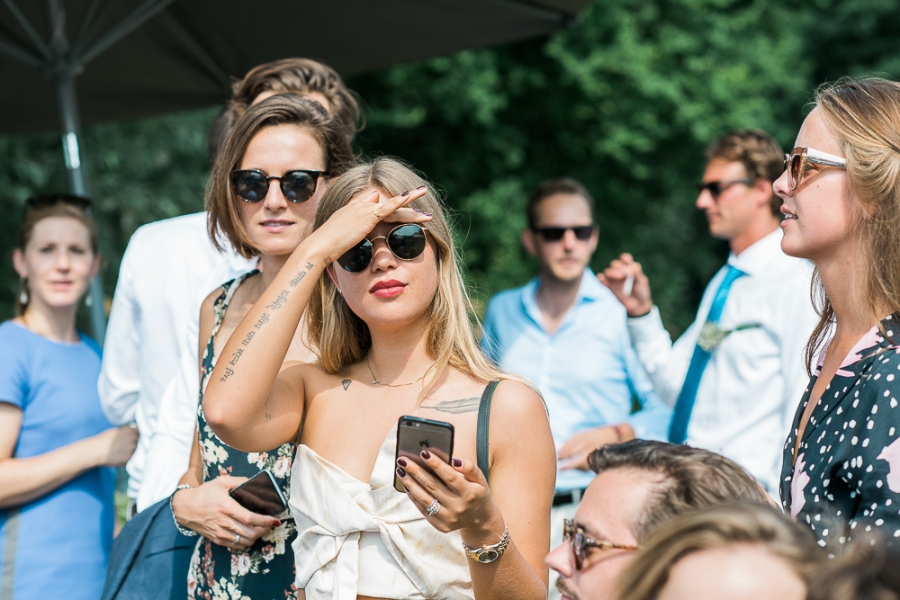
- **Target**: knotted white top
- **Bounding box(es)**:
[289,424,474,599]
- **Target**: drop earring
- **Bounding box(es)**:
[18,279,28,305]
[85,292,93,307]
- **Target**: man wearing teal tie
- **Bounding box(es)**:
[600,130,818,493]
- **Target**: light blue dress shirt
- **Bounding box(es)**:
[482,270,671,492]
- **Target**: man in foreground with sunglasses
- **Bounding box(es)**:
[600,129,818,496]
[482,178,671,598]
[544,440,770,600]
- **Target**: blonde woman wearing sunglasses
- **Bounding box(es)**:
[202,158,556,600]
[775,77,900,548]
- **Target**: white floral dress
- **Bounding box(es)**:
[187,272,299,600]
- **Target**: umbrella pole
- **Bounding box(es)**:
[54,68,107,344]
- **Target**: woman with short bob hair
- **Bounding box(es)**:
[775,77,900,547]
[169,93,354,599]
[202,157,556,599]
[614,502,823,600]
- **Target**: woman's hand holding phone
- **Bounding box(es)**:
[170,475,280,551]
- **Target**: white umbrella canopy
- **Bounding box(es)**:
[0,0,593,340]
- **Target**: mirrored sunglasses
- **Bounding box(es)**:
[230,169,325,203]
[337,224,429,273]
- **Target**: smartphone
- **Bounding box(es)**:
[228,469,288,516]
[394,415,455,493]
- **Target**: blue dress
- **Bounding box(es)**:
[0,320,115,599]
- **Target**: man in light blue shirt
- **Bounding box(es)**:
[482,178,670,577]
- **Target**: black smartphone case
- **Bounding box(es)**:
[394,416,455,492]
[228,469,288,516]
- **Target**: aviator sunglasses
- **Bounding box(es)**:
[783,147,847,191]
[337,224,429,273]
[563,519,638,570]
[533,225,595,241]
[231,169,325,203]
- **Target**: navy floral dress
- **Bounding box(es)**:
[781,316,900,550]
[187,271,299,600]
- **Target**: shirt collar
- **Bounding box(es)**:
[520,269,601,325]
[727,229,785,276]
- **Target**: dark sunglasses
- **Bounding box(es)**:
[230,169,325,203]
[337,224,429,273]
[695,179,755,199]
[563,519,638,570]
[783,147,847,191]
[25,194,91,211]
[533,225,595,241]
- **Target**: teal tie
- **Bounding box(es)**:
[668,265,745,444]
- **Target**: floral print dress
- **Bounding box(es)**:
[781,316,900,551]
[188,271,299,600]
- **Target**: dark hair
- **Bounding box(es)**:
[526,177,595,230]
[705,129,784,217]
[206,94,356,258]
[16,198,98,316]
[807,534,900,600]
[588,440,770,542]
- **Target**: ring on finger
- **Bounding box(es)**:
[425,498,441,517]
[374,206,383,221]
[232,533,241,546]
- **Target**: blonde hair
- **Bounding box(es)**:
[16,201,97,317]
[806,77,900,370]
[614,502,823,600]
[308,158,531,398]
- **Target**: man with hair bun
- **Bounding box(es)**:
[601,129,818,495]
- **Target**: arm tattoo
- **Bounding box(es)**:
[254,312,270,330]
[264,412,272,420]
[228,348,243,366]
[267,290,290,310]
[219,367,234,383]
[424,397,481,414]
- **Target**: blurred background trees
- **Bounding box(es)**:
[1,0,898,335]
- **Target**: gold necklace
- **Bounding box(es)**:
[366,354,432,388]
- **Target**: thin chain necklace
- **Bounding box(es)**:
[366,354,433,388]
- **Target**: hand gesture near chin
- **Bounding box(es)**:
[308,185,432,266]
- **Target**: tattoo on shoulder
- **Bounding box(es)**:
[425,397,481,414]
[342,379,352,390]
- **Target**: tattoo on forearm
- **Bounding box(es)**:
[241,331,255,346]
[342,379,352,390]
[219,367,234,383]
[289,271,306,287]
[254,312,270,329]
[228,348,243,366]
[267,290,290,310]
[424,397,481,414]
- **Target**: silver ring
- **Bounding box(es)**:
[232,533,241,546]
[374,206,382,220]
[425,498,441,517]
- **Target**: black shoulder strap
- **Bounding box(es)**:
[476,380,500,484]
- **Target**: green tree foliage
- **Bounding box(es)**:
[1,0,898,336]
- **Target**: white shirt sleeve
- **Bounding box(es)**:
[136,306,202,512]
[98,231,144,425]
[626,306,699,407]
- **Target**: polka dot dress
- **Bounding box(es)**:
[781,316,900,549]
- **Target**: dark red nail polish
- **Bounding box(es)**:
[397,457,408,467]
[421,449,431,460]
[401,190,410,197]
[453,458,462,467]
[397,466,407,477]
[273,519,281,527]
[416,184,427,190]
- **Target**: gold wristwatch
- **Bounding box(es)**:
[462,526,510,563]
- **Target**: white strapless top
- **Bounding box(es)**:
[289,424,474,600]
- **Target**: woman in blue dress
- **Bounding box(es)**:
[168,94,354,599]
[0,196,139,599]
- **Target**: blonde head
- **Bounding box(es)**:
[805,77,900,368]
[308,158,531,397]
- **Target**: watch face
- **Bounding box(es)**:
[477,549,500,563]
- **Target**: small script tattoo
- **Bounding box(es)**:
[424,397,481,414]
[219,367,234,383]
[289,271,306,287]
[264,412,272,420]
[267,290,290,310]
[241,330,255,346]
[254,313,270,330]
[342,379,352,390]
[229,348,243,366]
